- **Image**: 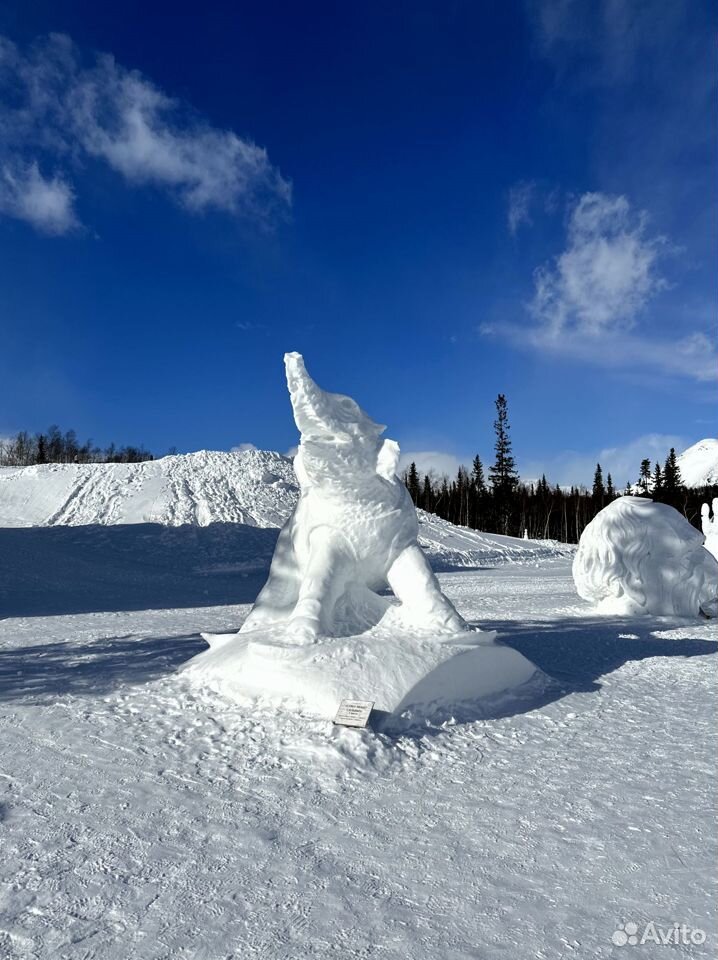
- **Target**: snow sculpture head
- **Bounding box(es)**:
[573,497,718,618]
[239,352,467,642]
[285,351,397,489]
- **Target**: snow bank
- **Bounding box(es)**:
[573,497,718,617]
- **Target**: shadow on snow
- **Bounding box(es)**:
[0,522,278,617]
[0,612,714,720]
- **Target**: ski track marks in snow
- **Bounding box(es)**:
[0,567,716,960]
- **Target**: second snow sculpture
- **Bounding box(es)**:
[701,498,718,562]
[186,353,540,720]
[240,352,466,641]
[573,497,718,618]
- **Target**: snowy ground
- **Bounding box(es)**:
[1,558,715,959]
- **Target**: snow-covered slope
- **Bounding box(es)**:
[0,450,297,529]
[677,438,718,487]
[0,451,573,572]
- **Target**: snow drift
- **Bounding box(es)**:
[186,353,541,719]
[573,497,718,617]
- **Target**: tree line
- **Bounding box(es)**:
[403,396,717,543]
[0,425,154,466]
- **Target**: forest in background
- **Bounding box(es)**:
[402,395,716,542]
[1,411,715,543]
[0,426,155,465]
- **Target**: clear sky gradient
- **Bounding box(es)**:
[0,1,715,487]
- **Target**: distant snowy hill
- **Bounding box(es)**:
[0,451,573,583]
[0,450,297,529]
[677,438,718,487]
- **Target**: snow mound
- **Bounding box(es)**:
[0,452,573,575]
[573,497,718,617]
[0,449,297,528]
[678,438,718,487]
[416,510,575,568]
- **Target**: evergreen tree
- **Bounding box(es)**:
[652,462,663,499]
[471,454,486,494]
[606,473,614,499]
[405,461,420,504]
[421,475,433,512]
[663,448,682,492]
[489,394,519,534]
[638,458,652,495]
[592,463,605,503]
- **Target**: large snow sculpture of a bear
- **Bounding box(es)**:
[240,352,466,641]
[185,353,541,719]
[573,497,718,617]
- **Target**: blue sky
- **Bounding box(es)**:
[0,0,715,487]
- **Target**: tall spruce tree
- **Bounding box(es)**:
[606,473,615,499]
[489,393,519,534]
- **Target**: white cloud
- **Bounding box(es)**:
[482,190,717,382]
[507,180,535,235]
[0,161,77,234]
[230,442,258,454]
[521,432,687,489]
[530,192,666,338]
[0,33,290,234]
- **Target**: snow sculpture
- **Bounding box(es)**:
[185,353,540,720]
[239,352,466,641]
[573,497,718,618]
[701,498,718,561]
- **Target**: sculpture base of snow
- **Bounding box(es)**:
[185,352,541,719]
[573,497,718,618]
[187,612,539,723]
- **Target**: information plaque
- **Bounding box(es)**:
[333,699,374,728]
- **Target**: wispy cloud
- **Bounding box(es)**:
[521,432,688,489]
[483,190,717,382]
[398,449,468,479]
[531,192,667,337]
[0,161,77,234]
[507,180,535,235]
[0,33,291,235]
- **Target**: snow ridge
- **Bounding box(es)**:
[0,450,298,529]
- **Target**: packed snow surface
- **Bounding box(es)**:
[1,448,715,957]
[678,438,718,487]
[188,353,539,718]
[0,562,715,959]
[573,497,718,617]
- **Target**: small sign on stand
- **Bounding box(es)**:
[334,699,374,728]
